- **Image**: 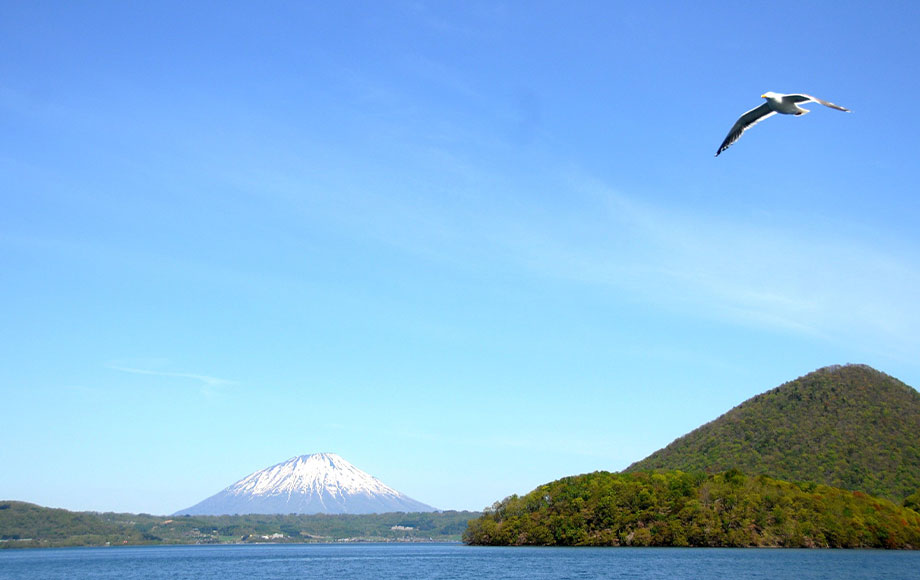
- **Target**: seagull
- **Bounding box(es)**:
[715,91,850,156]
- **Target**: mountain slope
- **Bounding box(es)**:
[625,365,920,500]
[175,453,435,515]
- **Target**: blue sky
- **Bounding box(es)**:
[2,1,919,515]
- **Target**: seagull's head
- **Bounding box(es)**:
[761,91,779,100]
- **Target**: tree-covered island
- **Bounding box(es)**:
[466,366,920,548]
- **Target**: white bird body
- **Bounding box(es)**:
[715,91,850,156]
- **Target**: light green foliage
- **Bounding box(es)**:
[463,470,920,548]
[905,491,920,513]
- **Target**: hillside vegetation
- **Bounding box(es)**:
[464,470,920,548]
[0,501,476,548]
[625,365,920,501]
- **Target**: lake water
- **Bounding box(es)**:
[1,543,919,579]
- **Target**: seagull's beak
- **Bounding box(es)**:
[760,94,767,98]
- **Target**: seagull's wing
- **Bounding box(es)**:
[715,103,776,156]
[787,93,851,112]
[807,95,850,112]
[784,94,812,104]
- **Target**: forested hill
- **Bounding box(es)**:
[624,365,920,501]
[464,470,920,548]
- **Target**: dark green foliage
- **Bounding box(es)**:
[0,501,477,549]
[463,470,920,548]
[625,365,920,501]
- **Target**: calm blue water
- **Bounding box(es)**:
[1,543,919,579]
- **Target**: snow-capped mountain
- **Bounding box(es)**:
[174,453,436,515]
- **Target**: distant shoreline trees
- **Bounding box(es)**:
[0,502,476,549]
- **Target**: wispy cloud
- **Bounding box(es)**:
[514,175,920,360]
[107,364,237,394]
[170,132,920,366]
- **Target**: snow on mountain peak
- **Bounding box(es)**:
[230,453,404,499]
[174,452,436,515]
